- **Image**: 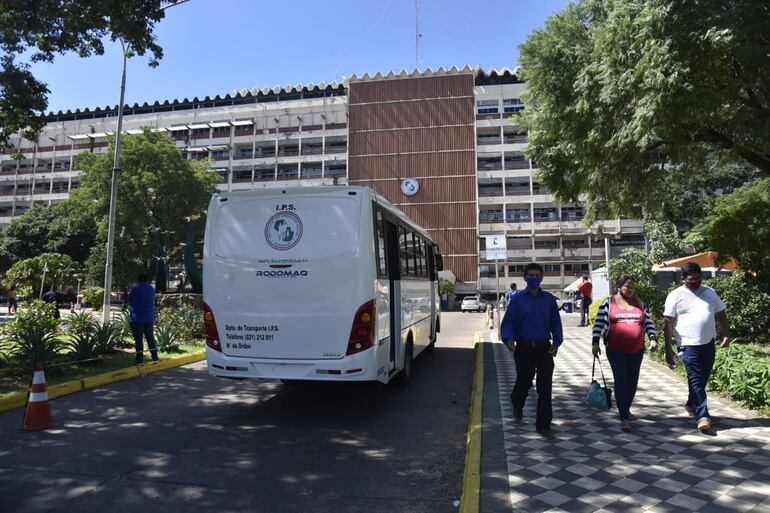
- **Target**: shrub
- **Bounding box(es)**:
[9,300,60,334]
[710,343,770,410]
[65,330,102,362]
[81,287,104,309]
[92,321,122,354]
[156,304,203,342]
[154,324,181,353]
[10,324,62,371]
[588,296,607,326]
[113,310,134,348]
[65,311,96,337]
[706,274,770,343]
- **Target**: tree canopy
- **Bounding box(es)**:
[519,0,770,221]
[0,204,95,273]
[688,177,770,283]
[66,129,218,290]
[0,1,180,147]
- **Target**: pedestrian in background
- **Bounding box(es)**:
[591,276,658,432]
[506,282,518,308]
[128,273,159,364]
[41,285,60,319]
[578,274,593,326]
[664,263,730,433]
[7,288,17,314]
[501,263,563,439]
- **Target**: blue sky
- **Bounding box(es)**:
[30,0,570,113]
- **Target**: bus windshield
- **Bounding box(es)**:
[212,196,361,261]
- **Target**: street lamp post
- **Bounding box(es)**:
[101,0,191,322]
[101,39,128,323]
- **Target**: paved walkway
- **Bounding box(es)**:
[480,314,770,513]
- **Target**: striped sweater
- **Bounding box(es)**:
[591,296,657,346]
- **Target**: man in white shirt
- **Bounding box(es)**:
[664,263,731,433]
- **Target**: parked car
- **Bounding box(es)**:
[461,295,484,313]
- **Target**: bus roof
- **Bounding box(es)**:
[215,186,434,244]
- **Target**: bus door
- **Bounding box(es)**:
[383,219,401,372]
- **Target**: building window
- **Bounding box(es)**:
[211,126,231,137]
[479,263,504,278]
[508,264,527,275]
[503,98,525,113]
[534,238,559,249]
[506,208,531,222]
[211,150,230,159]
[533,207,558,221]
[479,209,503,222]
[544,264,561,275]
[563,238,587,248]
[506,236,531,249]
[566,263,590,275]
[477,99,499,115]
[561,207,584,220]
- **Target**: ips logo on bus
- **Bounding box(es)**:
[265,211,303,251]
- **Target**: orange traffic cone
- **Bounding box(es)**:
[21,363,54,431]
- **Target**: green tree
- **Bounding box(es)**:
[65,129,218,291]
[644,220,684,265]
[688,177,770,283]
[0,1,181,147]
[4,253,76,297]
[0,204,95,272]
[518,0,770,221]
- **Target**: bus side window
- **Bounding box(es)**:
[411,232,421,277]
[417,238,428,278]
[375,210,388,278]
[399,226,411,276]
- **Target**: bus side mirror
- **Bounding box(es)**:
[435,254,444,272]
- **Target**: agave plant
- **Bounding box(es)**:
[65,311,96,337]
[65,330,101,362]
[154,324,181,353]
[113,310,134,349]
[10,324,62,371]
[93,321,122,354]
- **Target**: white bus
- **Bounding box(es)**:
[202,186,443,386]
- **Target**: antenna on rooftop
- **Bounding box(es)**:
[415,0,422,70]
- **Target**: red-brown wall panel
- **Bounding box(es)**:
[349,152,476,180]
[349,97,475,131]
[349,126,474,155]
[348,73,478,284]
[348,74,474,104]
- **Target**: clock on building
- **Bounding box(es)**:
[400,177,420,196]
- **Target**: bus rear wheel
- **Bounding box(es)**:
[392,340,414,388]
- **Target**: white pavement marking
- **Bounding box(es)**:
[491,315,770,513]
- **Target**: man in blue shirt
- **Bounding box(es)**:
[128,273,159,364]
[501,262,563,439]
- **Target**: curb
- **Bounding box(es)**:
[0,352,206,413]
[460,333,483,513]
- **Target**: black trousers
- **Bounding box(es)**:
[511,343,554,430]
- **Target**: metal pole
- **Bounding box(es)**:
[495,259,500,331]
[39,263,48,299]
[102,43,127,323]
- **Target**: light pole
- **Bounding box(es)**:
[101,0,191,322]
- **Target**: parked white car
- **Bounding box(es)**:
[461,295,483,313]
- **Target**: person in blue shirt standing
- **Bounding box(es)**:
[501,262,564,439]
[128,273,159,365]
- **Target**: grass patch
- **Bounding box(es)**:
[0,339,205,397]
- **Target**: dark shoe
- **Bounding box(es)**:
[536,427,554,439]
[513,407,523,421]
[135,360,144,365]
[151,357,160,363]
[620,420,632,432]
[685,406,695,418]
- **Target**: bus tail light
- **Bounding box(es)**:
[346,300,376,356]
[203,301,222,352]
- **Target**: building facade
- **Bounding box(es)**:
[0,66,643,296]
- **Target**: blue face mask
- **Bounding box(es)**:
[526,277,542,289]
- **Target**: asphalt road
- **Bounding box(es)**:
[0,312,481,513]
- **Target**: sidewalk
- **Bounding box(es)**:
[479,313,770,513]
